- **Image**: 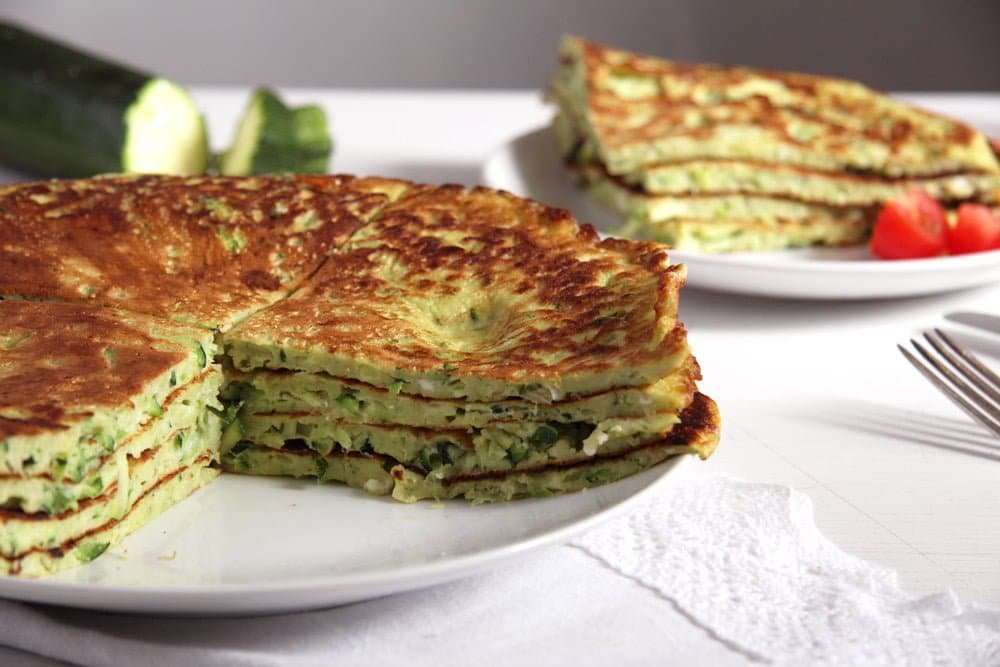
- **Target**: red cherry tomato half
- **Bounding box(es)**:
[870,191,948,260]
[947,203,1000,255]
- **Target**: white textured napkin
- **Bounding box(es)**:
[1,476,998,666]
[574,477,1000,665]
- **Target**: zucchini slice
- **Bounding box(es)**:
[220,88,332,175]
[0,22,208,177]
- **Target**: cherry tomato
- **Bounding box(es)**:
[947,203,1000,255]
[870,191,948,260]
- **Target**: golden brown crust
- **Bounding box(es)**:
[0,301,200,439]
[657,390,719,459]
[564,35,998,175]
[228,182,686,386]
[0,174,394,329]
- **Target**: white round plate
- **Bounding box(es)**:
[481,126,1000,300]
[0,457,687,616]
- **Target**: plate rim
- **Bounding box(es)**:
[670,247,1000,273]
[0,456,690,615]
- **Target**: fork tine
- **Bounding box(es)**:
[923,331,1000,406]
[932,328,1000,400]
[899,343,1000,438]
[912,338,1000,424]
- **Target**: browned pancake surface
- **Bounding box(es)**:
[227,182,687,390]
[0,174,397,329]
[562,36,999,176]
[0,300,197,439]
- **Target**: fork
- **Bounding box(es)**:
[898,328,1000,437]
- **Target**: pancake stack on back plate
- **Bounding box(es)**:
[550,35,1000,252]
[0,173,719,575]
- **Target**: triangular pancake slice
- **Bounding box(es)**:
[0,301,223,576]
[554,35,1000,178]
[224,182,689,401]
[0,174,407,330]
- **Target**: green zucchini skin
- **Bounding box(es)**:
[0,22,206,177]
[220,88,332,176]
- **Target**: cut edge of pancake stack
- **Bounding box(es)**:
[550,35,1000,252]
[216,182,719,504]
[0,301,223,577]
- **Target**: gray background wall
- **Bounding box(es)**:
[4,0,1000,90]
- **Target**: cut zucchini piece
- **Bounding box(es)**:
[123,78,209,175]
[220,88,332,175]
[0,22,209,177]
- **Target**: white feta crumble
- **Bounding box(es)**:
[582,431,608,457]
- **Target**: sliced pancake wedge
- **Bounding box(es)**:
[554,35,1000,178]
[0,300,224,575]
[572,162,871,250]
[626,160,1000,206]
[223,392,719,504]
[224,182,689,401]
[551,36,1000,252]
[1,373,221,515]
[1,417,217,568]
[617,215,869,253]
[576,163,873,224]
[0,300,221,480]
[0,174,406,330]
[1,450,218,577]
[556,111,1000,207]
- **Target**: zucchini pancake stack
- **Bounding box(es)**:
[550,36,1000,252]
[221,183,717,502]
[0,173,718,576]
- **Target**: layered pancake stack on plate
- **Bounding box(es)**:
[221,183,718,502]
[549,35,1000,252]
[0,173,719,575]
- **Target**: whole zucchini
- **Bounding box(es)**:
[0,22,208,177]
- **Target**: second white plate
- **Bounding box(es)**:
[481,126,1000,300]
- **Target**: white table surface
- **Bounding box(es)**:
[2,89,999,666]
[195,87,1000,605]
